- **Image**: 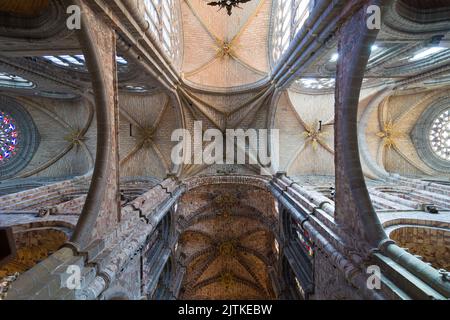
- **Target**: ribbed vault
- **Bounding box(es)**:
[363,88,450,178]
[275,90,335,176]
[177,183,277,300]
[178,86,273,177]
[0,0,49,17]
[119,92,181,178]
[400,0,450,10]
[181,0,271,90]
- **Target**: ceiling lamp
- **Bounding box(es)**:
[207,0,252,16]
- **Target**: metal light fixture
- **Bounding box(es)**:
[207,0,252,16]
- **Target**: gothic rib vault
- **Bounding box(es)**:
[0,0,449,301]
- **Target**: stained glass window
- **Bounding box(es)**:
[0,111,19,163]
[429,109,450,161]
[295,223,314,257]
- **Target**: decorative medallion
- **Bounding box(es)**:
[64,129,86,147]
[219,271,235,289]
[218,241,236,257]
[376,120,402,149]
[303,120,331,151]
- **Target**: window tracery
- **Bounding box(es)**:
[429,109,450,161]
[271,0,312,63]
[144,0,181,62]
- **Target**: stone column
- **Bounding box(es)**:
[334,0,387,251]
[70,0,120,249]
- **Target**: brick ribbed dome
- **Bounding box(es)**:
[400,0,450,10]
[0,0,49,17]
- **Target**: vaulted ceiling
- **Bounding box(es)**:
[363,88,450,178]
[401,0,450,10]
[0,0,449,182]
[177,183,277,300]
[0,0,50,17]
[0,0,450,303]
[119,92,181,177]
[275,90,335,176]
[180,0,271,90]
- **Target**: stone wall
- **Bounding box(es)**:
[0,227,68,278]
[3,95,96,180]
[389,226,450,270]
[3,177,182,300]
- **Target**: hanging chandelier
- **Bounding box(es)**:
[207,0,252,16]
